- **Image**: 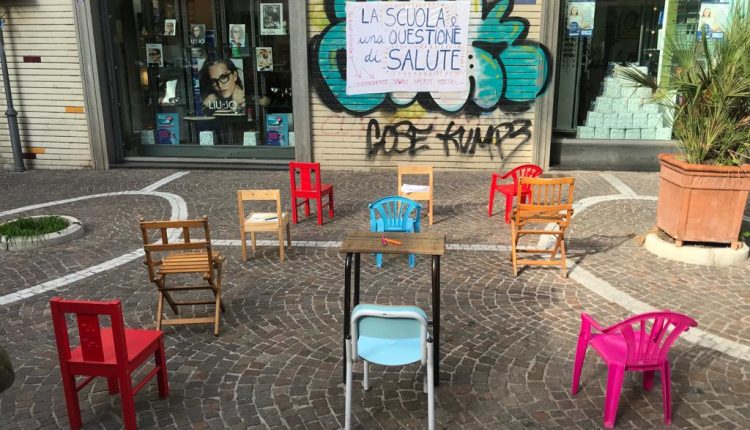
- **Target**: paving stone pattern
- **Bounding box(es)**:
[0,169,748,429]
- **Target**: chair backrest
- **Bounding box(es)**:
[369,196,421,232]
[50,297,127,364]
[351,305,429,365]
[606,311,698,368]
[289,162,323,194]
[508,164,543,193]
[237,189,283,226]
[139,217,214,281]
[397,165,433,197]
[516,177,575,224]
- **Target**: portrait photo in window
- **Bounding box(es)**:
[146,43,163,66]
[256,47,273,72]
[199,58,246,115]
[229,24,246,48]
[190,23,206,46]
[260,3,285,35]
[164,19,176,36]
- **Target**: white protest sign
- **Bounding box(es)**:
[346,1,470,95]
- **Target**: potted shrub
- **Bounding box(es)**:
[622,8,750,249]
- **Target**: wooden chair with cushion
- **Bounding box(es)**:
[139,217,225,336]
[397,165,434,225]
[237,189,292,261]
[510,177,575,277]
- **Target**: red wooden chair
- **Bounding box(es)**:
[289,161,334,225]
[50,298,169,430]
[488,164,543,223]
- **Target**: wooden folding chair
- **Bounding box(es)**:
[237,189,292,261]
[397,165,434,225]
[510,177,575,277]
[139,217,225,336]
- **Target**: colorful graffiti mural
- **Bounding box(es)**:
[309,0,552,115]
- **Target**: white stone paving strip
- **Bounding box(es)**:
[0,173,189,306]
[2,172,748,362]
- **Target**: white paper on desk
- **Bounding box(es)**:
[401,184,429,194]
[248,213,277,222]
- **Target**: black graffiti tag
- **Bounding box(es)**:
[436,119,532,159]
[366,119,433,156]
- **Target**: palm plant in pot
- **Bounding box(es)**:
[621,8,750,249]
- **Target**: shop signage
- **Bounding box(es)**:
[345,1,470,95]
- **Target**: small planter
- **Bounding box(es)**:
[0,215,84,251]
[657,153,750,249]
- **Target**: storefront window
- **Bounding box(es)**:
[105,0,294,158]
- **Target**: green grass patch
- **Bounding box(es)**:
[0,216,69,239]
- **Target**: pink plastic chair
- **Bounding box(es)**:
[571,311,697,428]
[488,164,543,223]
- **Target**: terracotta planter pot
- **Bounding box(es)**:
[657,153,750,248]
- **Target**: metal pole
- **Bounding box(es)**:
[0,20,25,172]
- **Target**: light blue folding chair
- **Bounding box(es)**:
[345,304,435,430]
[369,196,421,268]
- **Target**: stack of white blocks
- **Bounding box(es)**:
[577,67,672,140]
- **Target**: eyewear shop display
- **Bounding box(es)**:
[106,0,293,158]
[554,0,726,141]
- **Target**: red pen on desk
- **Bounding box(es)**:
[383,237,403,245]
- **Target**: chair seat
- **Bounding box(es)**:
[158,251,220,274]
[353,304,428,366]
[295,184,333,198]
[590,331,660,367]
[69,328,161,365]
[375,218,416,233]
[243,212,289,230]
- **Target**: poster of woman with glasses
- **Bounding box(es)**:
[146,43,163,66]
[198,58,245,115]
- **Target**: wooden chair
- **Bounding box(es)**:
[510,177,575,277]
[237,189,292,261]
[397,165,434,225]
[50,298,169,430]
[139,217,225,336]
[289,161,334,225]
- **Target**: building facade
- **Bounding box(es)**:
[0,0,742,171]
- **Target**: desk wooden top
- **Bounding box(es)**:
[339,231,445,256]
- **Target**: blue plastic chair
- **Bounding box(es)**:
[369,196,421,268]
[345,304,435,430]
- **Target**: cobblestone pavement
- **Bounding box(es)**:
[0,168,748,429]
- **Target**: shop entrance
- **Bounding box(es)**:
[102,0,294,160]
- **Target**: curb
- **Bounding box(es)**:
[1,215,84,251]
[643,232,748,267]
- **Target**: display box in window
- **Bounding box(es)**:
[156,113,180,144]
[265,113,292,146]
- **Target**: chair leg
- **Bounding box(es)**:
[118,373,137,430]
[488,186,496,217]
[107,377,119,394]
[291,197,299,224]
[61,371,83,430]
[603,364,625,428]
[304,198,311,217]
[213,291,222,337]
[250,232,257,252]
[156,291,165,331]
[286,223,292,248]
[510,223,518,277]
[408,253,415,268]
[560,235,568,278]
[427,340,435,430]
[571,332,588,395]
[316,198,323,225]
[643,370,655,391]
[662,362,672,425]
[428,200,433,225]
[278,229,285,261]
[240,231,248,261]
[328,190,335,218]
[376,253,383,268]
[156,338,169,398]
[345,338,353,430]
[504,194,512,224]
[363,360,369,391]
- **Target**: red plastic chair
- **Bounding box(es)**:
[488,164,543,223]
[571,311,698,428]
[50,298,169,430]
[289,161,334,225]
